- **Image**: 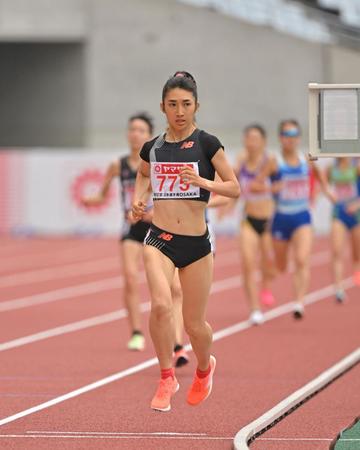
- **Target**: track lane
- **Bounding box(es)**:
[0,265,359,449]
[1,237,358,450]
[1,282,359,449]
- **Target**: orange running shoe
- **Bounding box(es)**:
[187,355,216,406]
[151,376,179,412]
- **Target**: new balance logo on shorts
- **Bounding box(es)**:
[158,232,173,241]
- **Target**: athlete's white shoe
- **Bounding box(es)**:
[249,310,264,325]
[293,302,304,320]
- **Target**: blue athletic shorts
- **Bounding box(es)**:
[271,210,311,241]
[333,204,360,230]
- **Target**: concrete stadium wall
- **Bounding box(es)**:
[0,0,359,149]
[0,0,86,40]
[325,45,360,84]
[86,0,326,150]
[0,43,86,147]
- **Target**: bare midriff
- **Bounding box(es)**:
[244,198,273,219]
[152,199,207,235]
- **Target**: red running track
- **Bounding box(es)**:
[0,237,359,450]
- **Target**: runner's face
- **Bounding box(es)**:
[127,119,151,152]
[280,123,300,153]
[337,157,350,166]
[244,129,265,154]
[161,88,198,132]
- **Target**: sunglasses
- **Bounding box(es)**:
[280,128,300,137]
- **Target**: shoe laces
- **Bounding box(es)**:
[192,377,206,392]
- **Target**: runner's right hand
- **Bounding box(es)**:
[127,210,139,224]
[131,201,146,221]
[81,196,103,207]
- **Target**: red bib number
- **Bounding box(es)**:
[334,183,357,202]
[151,162,200,199]
[282,178,310,201]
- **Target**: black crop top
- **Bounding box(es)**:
[139,129,223,203]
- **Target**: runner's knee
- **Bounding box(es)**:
[170,283,182,304]
[294,255,309,271]
[124,270,138,290]
[276,258,287,272]
[183,318,206,338]
[151,298,173,322]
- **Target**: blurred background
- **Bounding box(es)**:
[0,0,359,236]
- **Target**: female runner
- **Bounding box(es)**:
[326,158,360,301]
[132,72,240,411]
[234,124,275,325]
[251,119,334,319]
[82,112,153,351]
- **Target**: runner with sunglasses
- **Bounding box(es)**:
[251,119,334,319]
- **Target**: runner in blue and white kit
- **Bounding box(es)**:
[251,119,334,319]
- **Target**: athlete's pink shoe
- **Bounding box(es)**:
[260,289,275,306]
[151,376,179,412]
[353,271,360,286]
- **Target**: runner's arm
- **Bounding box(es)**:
[81,160,119,206]
[207,173,234,208]
[311,162,336,203]
[179,149,240,198]
[250,155,279,193]
[132,160,151,221]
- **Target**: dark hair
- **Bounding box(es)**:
[128,112,154,135]
[162,71,198,102]
[243,123,267,139]
[278,119,301,136]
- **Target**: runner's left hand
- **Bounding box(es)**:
[179,166,203,187]
[346,201,359,215]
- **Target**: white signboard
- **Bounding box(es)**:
[323,89,358,141]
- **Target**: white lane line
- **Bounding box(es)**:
[27,431,208,436]
[0,275,354,428]
[0,276,127,313]
[0,273,244,352]
[0,305,147,352]
[0,245,83,262]
[0,249,239,289]
[0,249,329,313]
[0,257,119,289]
[233,343,360,450]
[0,434,232,440]
[0,245,95,271]
[0,250,330,351]
[256,437,360,441]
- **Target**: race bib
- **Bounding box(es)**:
[151,162,200,199]
[334,183,357,202]
[281,177,310,201]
